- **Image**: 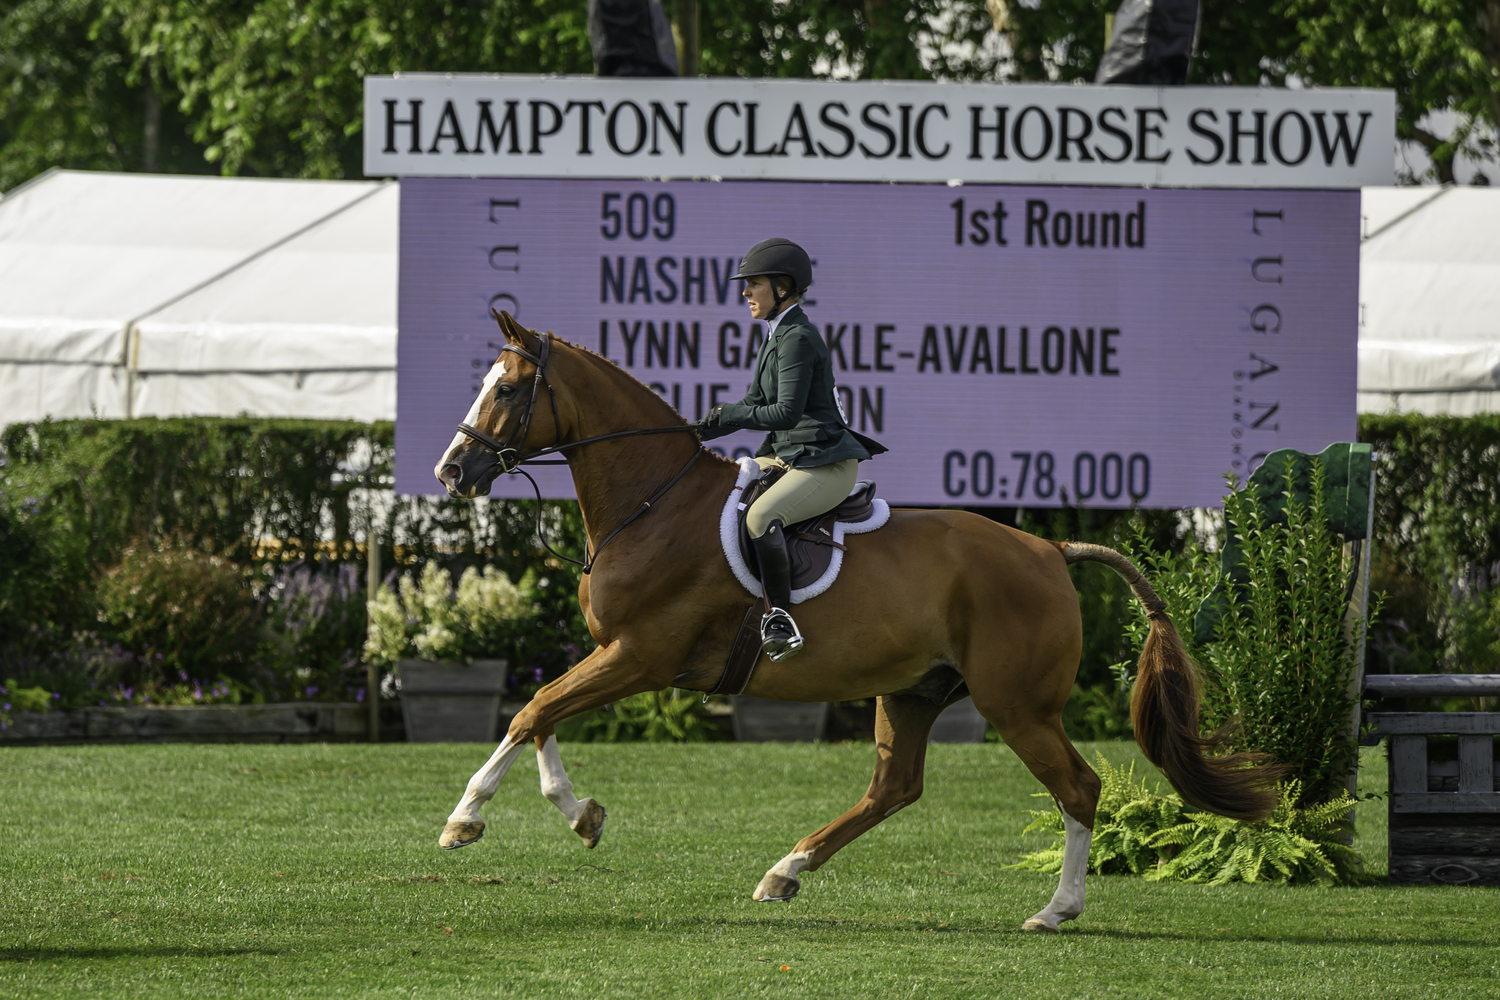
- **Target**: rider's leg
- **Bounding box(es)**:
[746,459,859,660]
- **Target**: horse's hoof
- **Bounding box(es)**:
[439,821,485,850]
[752,873,801,901]
[1022,915,1060,933]
[570,799,606,849]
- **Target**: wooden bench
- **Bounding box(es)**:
[1363,674,1500,885]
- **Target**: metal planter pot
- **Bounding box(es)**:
[928,697,990,743]
[395,659,508,743]
[732,696,830,742]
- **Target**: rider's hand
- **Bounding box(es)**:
[691,405,736,441]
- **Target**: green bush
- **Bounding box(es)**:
[94,544,261,688]
[1200,465,1364,805]
[556,689,721,743]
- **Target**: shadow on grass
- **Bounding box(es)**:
[453,908,1496,950]
[1069,927,1493,948]
[0,946,284,962]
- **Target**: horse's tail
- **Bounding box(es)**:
[1054,541,1281,822]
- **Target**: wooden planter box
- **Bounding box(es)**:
[929,697,989,743]
[732,697,829,742]
[396,659,507,743]
[0,703,393,744]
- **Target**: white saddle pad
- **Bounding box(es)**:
[719,457,891,605]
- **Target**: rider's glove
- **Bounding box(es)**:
[692,405,731,440]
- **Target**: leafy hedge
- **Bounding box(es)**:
[1,412,1493,722]
[1359,414,1500,677]
[0,417,593,706]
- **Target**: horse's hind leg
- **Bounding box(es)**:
[535,734,607,848]
[987,713,1100,933]
[753,693,944,901]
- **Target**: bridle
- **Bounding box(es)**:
[454,331,701,573]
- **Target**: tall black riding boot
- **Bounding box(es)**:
[751,519,804,661]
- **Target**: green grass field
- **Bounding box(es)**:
[1,740,1495,999]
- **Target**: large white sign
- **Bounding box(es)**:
[365,75,1393,188]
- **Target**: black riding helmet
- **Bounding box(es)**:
[729,238,812,310]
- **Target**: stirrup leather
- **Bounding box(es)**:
[760,607,804,661]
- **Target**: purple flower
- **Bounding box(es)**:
[2,704,9,711]
[305,685,319,696]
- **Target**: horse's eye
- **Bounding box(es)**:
[496,383,515,399]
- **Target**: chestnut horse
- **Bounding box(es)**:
[432,313,1276,932]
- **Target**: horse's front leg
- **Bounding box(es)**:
[438,640,663,849]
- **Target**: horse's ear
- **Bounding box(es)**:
[490,309,540,353]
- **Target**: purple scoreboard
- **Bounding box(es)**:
[395,178,1357,506]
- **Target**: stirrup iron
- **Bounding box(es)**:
[760,607,804,662]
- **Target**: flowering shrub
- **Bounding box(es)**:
[99,674,242,707]
[257,560,367,701]
[364,562,537,666]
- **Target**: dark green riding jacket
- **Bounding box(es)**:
[705,305,887,468]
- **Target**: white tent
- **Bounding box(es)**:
[1358,187,1500,415]
[0,170,396,425]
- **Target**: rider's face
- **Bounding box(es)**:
[743,276,778,320]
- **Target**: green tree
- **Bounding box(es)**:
[998,0,1498,182]
[0,0,210,189]
[1286,0,1500,182]
[110,0,594,179]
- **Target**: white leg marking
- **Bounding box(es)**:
[1023,803,1092,933]
[767,849,814,881]
[446,733,525,824]
[434,360,508,478]
[753,848,813,900]
[536,735,587,826]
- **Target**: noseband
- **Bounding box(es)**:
[453,331,701,573]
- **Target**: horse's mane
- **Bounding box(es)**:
[544,330,738,469]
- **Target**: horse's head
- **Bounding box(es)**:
[434,311,556,498]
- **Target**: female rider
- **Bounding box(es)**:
[694,238,887,661]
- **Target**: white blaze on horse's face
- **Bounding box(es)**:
[434,358,509,482]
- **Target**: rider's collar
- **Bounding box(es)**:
[766,302,802,339]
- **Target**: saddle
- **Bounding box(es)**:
[709,462,889,697]
[736,467,881,589]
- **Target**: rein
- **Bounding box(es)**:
[455,332,702,574]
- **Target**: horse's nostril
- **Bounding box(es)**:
[439,463,461,485]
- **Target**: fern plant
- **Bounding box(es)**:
[1146,781,1361,886]
[1010,752,1184,876]
[1011,754,1364,885]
